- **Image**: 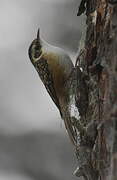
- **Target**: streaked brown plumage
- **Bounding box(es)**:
[28,29,77,146]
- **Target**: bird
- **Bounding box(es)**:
[28,29,77,146]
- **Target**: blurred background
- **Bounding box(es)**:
[0,0,84,179]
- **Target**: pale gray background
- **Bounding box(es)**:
[0,0,84,179]
[0,0,84,133]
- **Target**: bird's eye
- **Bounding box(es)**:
[34,50,40,58]
[33,45,42,58]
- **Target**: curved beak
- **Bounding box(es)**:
[37,28,40,41]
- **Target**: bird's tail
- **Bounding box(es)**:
[62,110,77,147]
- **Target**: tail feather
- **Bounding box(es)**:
[62,111,77,146]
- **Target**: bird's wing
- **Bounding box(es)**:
[35,58,77,146]
[35,58,63,117]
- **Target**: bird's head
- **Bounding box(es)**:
[28,29,42,64]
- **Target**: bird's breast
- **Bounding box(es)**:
[42,52,67,99]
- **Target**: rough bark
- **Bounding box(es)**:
[72,1,117,180]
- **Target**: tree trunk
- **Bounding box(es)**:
[73,1,117,179]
